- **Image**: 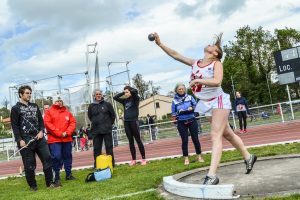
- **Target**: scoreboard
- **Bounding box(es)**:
[274,46,300,85]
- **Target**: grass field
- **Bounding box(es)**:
[1,143,300,200]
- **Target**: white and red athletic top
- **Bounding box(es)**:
[190,60,223,100]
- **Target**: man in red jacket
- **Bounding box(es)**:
[44,96,76,186]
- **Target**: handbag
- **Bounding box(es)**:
[85,167,112,182]
[96,154,113,173]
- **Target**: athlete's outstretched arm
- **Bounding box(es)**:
[190,61,223,87]
[153,33,194,66]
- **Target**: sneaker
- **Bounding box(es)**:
[245,154,257,174]
[129,160,136,166]
[203,175,219,185]
[66,175,76,180]
[48,180,62,188]
[141,159,147,166]
[243,129,248,133]
[30,186,37,191]
[239,129,244,134]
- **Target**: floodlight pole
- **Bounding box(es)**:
[149,81,157,118]
[107,62,120,127]
[126,61,131,86]
[231,76,236,99]
[266,73,274,111]
[31,81,37,103]
[86,42,97,104]
[57,75,62,95]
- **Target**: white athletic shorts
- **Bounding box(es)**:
[195,92,232,116]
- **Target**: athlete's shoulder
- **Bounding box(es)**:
[191,59,202,67]
[214,60,222,65]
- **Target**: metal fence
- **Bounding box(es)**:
[1,100,300,162]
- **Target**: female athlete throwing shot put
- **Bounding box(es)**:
[151,32,256,185]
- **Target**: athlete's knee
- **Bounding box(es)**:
[210,131,223,141]
[223,131,233,141]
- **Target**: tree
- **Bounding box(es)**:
[132,74,149,100]
[148,81,161,98]
[166,91,175,98]
[132,74,160,100]
[0,107,10,119]
[1,98,9,109]
[223,26,300,105]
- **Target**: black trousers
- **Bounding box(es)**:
[237,111,247,130]
[177,119,202,157]
[20,137,53,188]
[93,133,115,167]
[124,121,145,160]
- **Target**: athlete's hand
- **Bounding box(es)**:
[35,131,44,140]
[19,140,26,147]
[189,79,198,87]
[153,32,161,46]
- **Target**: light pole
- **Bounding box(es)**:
[86,42,97,104]
[231,76,236,99]
[266,73,274,111]
[149,81,157,118]
[64,88,71,107]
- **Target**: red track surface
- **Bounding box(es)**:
[1,121,300,178]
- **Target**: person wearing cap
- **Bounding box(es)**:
[44,95,76,187]
[172,83,205,165]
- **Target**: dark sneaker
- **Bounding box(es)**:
[203,175,219,185]
[30,186,37,191]
[66,175,76,180]
[48,180,62,188]
[245,154,257,174]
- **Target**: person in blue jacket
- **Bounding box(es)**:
[234,91,250,133]
[172,83,205,165]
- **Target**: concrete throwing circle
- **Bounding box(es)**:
[174,154,300,199]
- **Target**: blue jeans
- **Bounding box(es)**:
[49,142,73,180]
[177,119,202,157]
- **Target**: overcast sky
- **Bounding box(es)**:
[1,0,300,107]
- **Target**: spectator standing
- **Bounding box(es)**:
[10,85,56,191]
[88,89,116,167]
[171,83,205,165]
[234,91,250,133]
[146,114,156,140]
[113,86,147,166]
[44,96,77,186]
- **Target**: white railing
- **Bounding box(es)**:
[2,100,300,161]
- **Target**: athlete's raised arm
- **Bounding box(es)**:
[153,32,194,66]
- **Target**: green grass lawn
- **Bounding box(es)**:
[1,143,300,200]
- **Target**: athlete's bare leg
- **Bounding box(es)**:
[207,109,229,176]
[223,124,250,160]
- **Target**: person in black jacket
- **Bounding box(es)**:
[113,86,147,166]
[88,89,116,167]
[10,85,57,191]
[234,91,250,133]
